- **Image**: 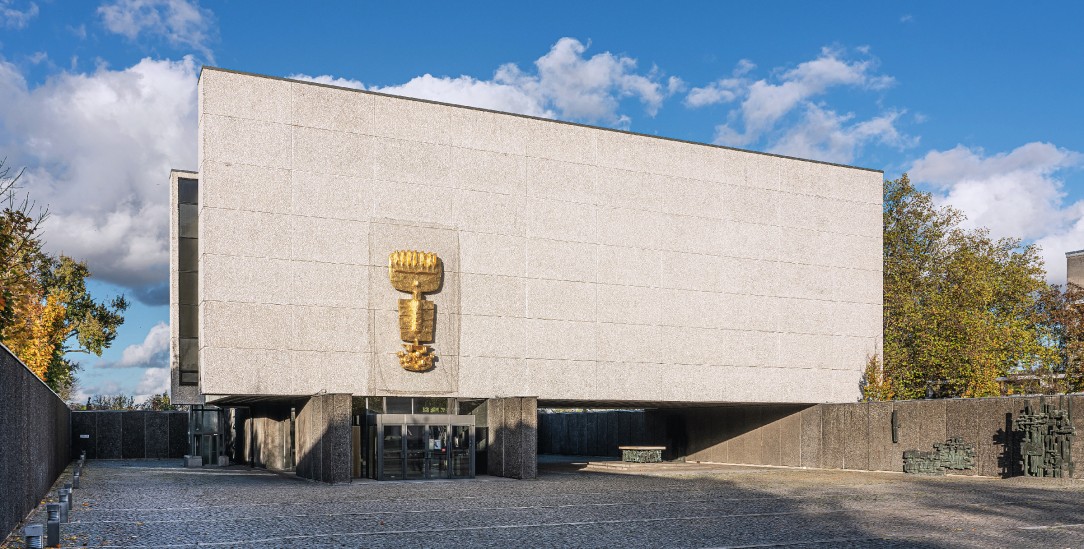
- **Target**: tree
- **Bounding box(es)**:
[1036,282,1084,393]
[877,174,1056,399]
[0,158,128,397]
[141,392,174,411]
[86,394,135,410]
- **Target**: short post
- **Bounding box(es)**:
[64,483,73,510]
[24,524,43,548]
[73,470,81,489]
[46,503,61,546]
[58,487,70,514]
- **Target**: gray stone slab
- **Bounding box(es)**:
[895,399,946,461]
[122,411,147,459]
[800,405,822,468]
[820,404,846,469]
[72,412,96,459]
[971,398,1010,478]
[1068,395,1084,479]
[145,412,169,459]
[778,408,802,467]
[867,402,895,472]
[760,411,782,466]
[167,412,188,458]
[96,412,123,459]
[944,399,978,476]
[842,403,869,470]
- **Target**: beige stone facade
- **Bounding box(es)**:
[174,67,883,406]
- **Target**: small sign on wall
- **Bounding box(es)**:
[79,434,90,439]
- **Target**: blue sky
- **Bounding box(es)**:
[1,1,1081,401]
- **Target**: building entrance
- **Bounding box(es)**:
[352,397,481,481]
[371,414,475,480]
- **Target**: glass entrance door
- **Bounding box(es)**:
[373,415,475,480]
[427,425,449,479]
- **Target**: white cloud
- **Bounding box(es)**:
[0,0,38,29]
[105,322,169,368]
[0,56,199,303]
[287,73,365,90]
[686,47,906,164]
[294,38,673,127]
[98,0,216,61]
[134,367,169,401]
[769,105,916,164]
[910,142,1084,282]
[684,77,744,108]
[375,74,554,118]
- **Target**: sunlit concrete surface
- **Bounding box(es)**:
[7,459,1084,548]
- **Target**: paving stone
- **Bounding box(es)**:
[6,459,1084,548]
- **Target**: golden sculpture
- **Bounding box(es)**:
[388,250,442,372]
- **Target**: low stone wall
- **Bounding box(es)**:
[538,396,1083,478]
[0,343,71,539]
[71,411,188,459]
[682,395,1083,478]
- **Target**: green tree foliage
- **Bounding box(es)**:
[877,174,1056,399]
[0,158,128,398]
[86,394,135,410]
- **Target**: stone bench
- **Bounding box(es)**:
[619,446,666,463]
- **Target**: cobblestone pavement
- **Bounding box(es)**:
[5,459,1084,548]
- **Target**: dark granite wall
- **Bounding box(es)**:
[487,397,538,479]
[295,393,352,484]
[70,411,188,460]
[0,344,71,541]
[537,410,650,457]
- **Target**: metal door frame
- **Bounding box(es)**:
[372,414,475,480]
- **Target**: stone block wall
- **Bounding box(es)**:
[487,397,537,479]
[0,344,71,540]
[677,395,1083,478]
[538,410,651,456]
[295,393,352,483]
[71,411,188,460]
[194,67,883,406]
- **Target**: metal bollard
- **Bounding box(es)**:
[64,483,74,510]
[24,524,43,548]
[73,471,81,489]
[58,487,70,514]
[47,519,60,548]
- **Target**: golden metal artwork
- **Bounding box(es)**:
[388,250,442,372]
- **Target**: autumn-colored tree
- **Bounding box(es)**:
[877,174,1056,399]
[1036,283,1084,393]
[0,158,128,398]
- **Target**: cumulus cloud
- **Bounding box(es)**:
[687,47,906,164]
[134,367,169,401]
[910,142,1084,282]
[292,37,676,127]
[0,56,198,303]
[98,0,216,62]
[0,0,38,29]
[103,322,169,368]
[287,73,365,90]
[768,105,915,165]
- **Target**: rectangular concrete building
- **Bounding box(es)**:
[171,67,883,482]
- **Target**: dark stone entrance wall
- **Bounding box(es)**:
[487,397,538,479]
[296,393,352,483]
[0,344,71,540]
[678,395,1084,478]
[237,395,352,483]
[70,411,188,460]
